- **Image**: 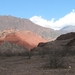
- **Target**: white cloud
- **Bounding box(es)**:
[30,9,75,30]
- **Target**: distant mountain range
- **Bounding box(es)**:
[60,25,75,33]
[0,15,75,58]
[0,15,75,40]
[0,15,75,53]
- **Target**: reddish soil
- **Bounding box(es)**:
[0,31,47,50]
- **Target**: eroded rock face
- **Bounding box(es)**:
[0,29,47,50]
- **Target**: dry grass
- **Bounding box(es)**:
[0,55,75,75]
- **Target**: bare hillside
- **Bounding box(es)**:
[0,29,47,50]
[0,15,60,40]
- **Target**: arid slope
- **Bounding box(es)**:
[0,30,47,50]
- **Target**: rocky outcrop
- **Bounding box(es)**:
[56,32,75,40]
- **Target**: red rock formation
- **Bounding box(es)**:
[0,31,47,50]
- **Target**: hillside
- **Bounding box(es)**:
[0,27,75,75]
[56,32,75,40]
[0,29,47,50]
[0,15,43,32]
[0,15,60,40]
[0,15,75,40]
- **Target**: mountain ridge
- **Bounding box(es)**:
[0,15,60,40]
[0,15,75,40]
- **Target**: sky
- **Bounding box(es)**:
[0,0,75,30]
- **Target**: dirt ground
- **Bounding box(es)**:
[0,55,75,75]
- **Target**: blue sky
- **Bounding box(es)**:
[0,0,75,30]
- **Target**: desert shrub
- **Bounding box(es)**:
[47,51,64,69]
[63,46,75,56]
[3,49,15,57]
[44,46,66,69]
[40,47,51,58]
[67,46,75,56]
[0,41,31,59]
[18,50,31,59]
[30,47,44,57]
[31,47,50,58]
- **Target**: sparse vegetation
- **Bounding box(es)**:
[0,41,31,59]
[20,50,31,59]
[0,42,75,75]
[45,50,65,69]
[0,32,75,75]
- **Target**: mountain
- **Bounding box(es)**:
[0,15,44,31]
[1,15,75,41]
[0,15,60,40]
[60,25,75,34]
[0,29,47,50]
